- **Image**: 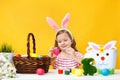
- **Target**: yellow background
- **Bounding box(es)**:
[0,0,120,69]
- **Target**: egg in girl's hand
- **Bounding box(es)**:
[53,47,60,55]
[36,68,45,75]
[31,53,38,58]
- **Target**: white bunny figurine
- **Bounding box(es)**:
[84,41,118,74]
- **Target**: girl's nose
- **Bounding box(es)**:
[61,41,65,45]
[101,56,105,61]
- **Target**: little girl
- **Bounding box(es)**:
[46,13,83,69]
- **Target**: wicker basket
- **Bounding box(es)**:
[13,33,50,73]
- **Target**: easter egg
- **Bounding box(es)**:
[31,53,38,58]
[15,54,21,57]
[36,68,45,75]
[75,69,83,76]
[101,69,110,76]
[71,68,75,74]
[53,48,60,55]
[38,55,43,59]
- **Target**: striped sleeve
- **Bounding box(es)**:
[75,51,84,58]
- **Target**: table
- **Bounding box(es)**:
[3,69,120,80]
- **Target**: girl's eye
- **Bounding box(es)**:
[64,39,68,41]
[96,53,99,56]
[58,41,61,43]
[106,53,109,56]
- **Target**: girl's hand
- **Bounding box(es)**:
[64,47,76,57]
[64,47,82,63]
[48,46,57,58]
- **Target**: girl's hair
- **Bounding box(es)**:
[54,30,78,51]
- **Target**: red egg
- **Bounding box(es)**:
[36,68,45,75]
[53,48,60,55]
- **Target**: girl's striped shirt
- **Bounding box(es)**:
[54,52,83,69]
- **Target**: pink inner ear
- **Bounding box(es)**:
[93,45,99,50]
[46,17,59,31]
[62,13,70,28]
[63,18,69,28]
[105,44,112,50]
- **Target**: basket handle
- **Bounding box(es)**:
[27,33,36,58]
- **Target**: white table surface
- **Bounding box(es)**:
[3,69,120,80]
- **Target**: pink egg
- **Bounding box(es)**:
[53,48,60,55]
[36,68,45,75]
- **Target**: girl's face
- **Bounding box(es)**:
[56,32,72,51]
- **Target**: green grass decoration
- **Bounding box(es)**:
[0,43,14,53]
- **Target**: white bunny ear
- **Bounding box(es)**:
[61,13,70,28]
[46,17,59,31]
[88,42,100,51]
[104,40,117,50]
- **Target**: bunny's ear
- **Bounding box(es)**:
[88,42,99,51]
[104,41,117,50]
[61,13,70,28]
[46,17,59,31]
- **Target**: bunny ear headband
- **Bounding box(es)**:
[46,13,73,39]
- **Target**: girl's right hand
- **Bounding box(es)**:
[48,47,57,58]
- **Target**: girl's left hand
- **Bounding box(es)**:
[64,47,76,57]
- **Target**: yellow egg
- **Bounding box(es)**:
[75,69,83,76]
[71,68,75,74]
[31,53,38,58]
